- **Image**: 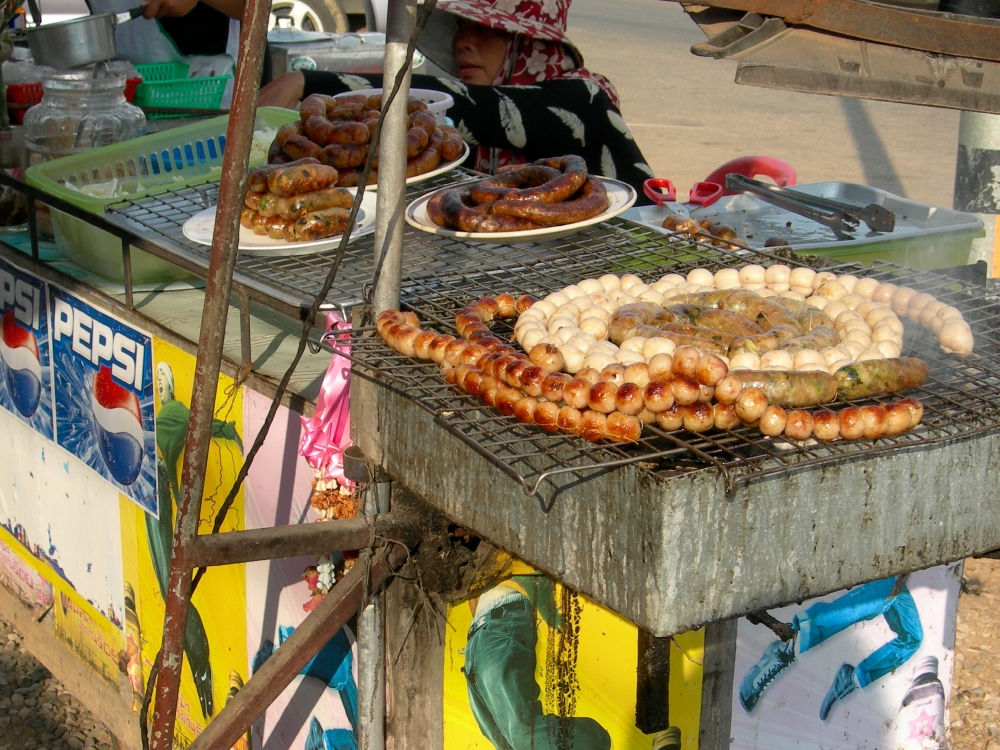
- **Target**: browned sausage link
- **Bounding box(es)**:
[302,115,370,147]
[251,211,270,236]
[244,190,263,211]
[407,99,428,113]
[321,143,369,170]
[256,192,281,218]
[326,119,371,146]
[266,140,284,165]
[292,207,351,242]
[299,94,331,122]
[281,134,324,161]
[281,187,353,221]
[248,158,318,192]
[441,133,464,162]
[727,370,838,407]
[337,168,377,187]
[662,214,698,233]
[275,121,304,147]
[265,215,293,240]
[327,103,365,121]
[437,187,542,232]
[655,332,729,356]
[365,94,383,110]
[835,357,929,400]
[302,114,333,146]
[240,207,257,229]
[407,126,430,159]
[488,177,609,227]
[406,127,444,178]
[468,165,562,204]
[268,163,340,198]
[405,108,431,130]
[698,218,737,241]
[333,93,369,109]
[426,190,448,228]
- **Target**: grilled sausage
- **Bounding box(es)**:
[267,163,339,197]
[291,207,351,241]
[725,370,838,407]
[834,357,929,400]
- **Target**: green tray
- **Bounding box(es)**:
[25,107,299,284]
[134,62,231,120]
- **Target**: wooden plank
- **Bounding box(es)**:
[684,0,1000,63]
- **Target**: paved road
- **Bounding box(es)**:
[567,0,962,208]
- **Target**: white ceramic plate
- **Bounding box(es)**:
[182,190,377,257]
[405,177,638,244]
[328,142,469,192]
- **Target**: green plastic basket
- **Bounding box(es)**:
[25,107,299,283]
[133,62,231,119]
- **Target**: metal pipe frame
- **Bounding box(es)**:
[185,541,410,750]
[186,515,414,568]
[371,0,417,315]
[147,0,272,744]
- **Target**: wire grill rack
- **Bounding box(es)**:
[336,252,1000,496]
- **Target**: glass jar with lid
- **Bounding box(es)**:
[23,71,146,166]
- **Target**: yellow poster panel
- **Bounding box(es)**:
[444,574,705,750]
[119,338,248,747]
[54,588,125,691]
[0,523,125,693]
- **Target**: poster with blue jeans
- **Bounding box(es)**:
[731,563,961,749]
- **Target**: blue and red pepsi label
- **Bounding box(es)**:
[0,257,52,440]
[49,285,157,517]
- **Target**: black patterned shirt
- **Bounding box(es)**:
[301,71,655,204]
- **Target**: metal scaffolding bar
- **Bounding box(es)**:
[372,0,417,314]
[146,0,272,743]
[186,542,409,750]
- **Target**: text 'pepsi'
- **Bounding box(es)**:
[51,298,145,391]
[0,267,42,331]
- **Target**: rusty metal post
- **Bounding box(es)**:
[184,542,408,750]
[146,0,271,745]
[371,0,416,314]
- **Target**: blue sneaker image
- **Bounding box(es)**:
[739,637,796,713]
[820,663,858,720]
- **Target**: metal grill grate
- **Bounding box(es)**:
[336,257,1000,496]
[107,171,847,314]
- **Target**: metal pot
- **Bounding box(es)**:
[25,9,143,70]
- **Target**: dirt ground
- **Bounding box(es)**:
[0,559,996,748]
[950,557,1000,750]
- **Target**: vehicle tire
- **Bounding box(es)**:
[269,0,348,32]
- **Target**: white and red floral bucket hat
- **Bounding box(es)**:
[417,0,584,78]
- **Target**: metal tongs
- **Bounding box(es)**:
[726,174,895,240]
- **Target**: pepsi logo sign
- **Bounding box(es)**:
[92,366,144,486]
[0,309,41,417]
[52,298,145,391]
[0,267,42,331]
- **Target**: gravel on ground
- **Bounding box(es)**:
[0,615,116,750]
[950,557,1000,750]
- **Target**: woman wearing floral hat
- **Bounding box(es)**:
[258,0,654,199]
